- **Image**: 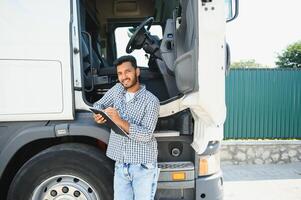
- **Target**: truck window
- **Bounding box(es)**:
[114,25,163,67]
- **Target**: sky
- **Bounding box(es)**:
[226,0,301,67]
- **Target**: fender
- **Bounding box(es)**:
[0,125,55,178]
[0,112,110,180]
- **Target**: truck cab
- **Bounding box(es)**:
[0,0,237,199]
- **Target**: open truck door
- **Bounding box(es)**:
[161,0,238,155]
[178,0,227,154]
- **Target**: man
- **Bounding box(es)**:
[93,55,160,200]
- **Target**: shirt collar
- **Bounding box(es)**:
[121,84,146,99]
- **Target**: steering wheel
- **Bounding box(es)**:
[126,17,154,54]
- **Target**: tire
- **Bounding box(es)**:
[7,143,113,200]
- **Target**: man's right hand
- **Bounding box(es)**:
[93,113,107,124]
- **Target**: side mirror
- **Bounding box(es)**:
[225,0,239,22]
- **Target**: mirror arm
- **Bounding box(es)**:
[227,0,239,22]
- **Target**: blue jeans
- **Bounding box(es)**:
[114,162,160,200]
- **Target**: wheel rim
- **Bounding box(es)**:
[31,174,100,200]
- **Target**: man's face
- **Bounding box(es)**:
[117,61,140,89]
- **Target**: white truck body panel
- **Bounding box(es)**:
[0,0,74,121]
[0,60,64,119]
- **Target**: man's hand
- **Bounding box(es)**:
[104,107,121,123]
[94,113,106,124]
[105,107,130,133]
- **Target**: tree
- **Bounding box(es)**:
[276,41,301,68]
[230,59,267,68]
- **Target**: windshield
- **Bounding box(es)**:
[114,25,163,67]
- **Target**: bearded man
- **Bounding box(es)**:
[93,55,160,200]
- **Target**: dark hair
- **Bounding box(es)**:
[113,55,137,69]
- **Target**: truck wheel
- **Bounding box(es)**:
[7,143,113,200]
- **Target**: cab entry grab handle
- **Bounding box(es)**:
[81,31,95,92]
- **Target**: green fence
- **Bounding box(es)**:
[224,68,301,139]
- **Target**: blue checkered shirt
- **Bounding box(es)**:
[93,83,160,164]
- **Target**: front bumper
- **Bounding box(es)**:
[195,170,223,200]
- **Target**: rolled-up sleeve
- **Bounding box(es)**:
[128,98,159,142]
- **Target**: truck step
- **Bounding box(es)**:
[154,131,180,137]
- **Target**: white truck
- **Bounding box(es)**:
[0,0,237,199]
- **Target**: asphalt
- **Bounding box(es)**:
[222,162,301,200]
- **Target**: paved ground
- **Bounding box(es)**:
[222,162,301,200]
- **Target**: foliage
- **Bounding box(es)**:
[230,59,268,68]
[276,41,301,68]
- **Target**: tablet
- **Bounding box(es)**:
[90,108,129,137]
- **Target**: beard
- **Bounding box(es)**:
[121,75,138,89]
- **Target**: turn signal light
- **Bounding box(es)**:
[199,159,209,176]
[198,153,220,176]
[172,172,186,181]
